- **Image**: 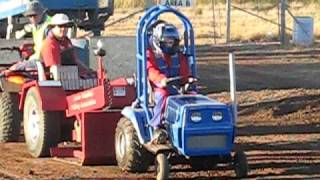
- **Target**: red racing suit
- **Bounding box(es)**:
[147,48,190,128]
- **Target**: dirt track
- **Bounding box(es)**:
[0,44,320,179]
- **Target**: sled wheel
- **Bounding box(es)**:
[23,87,61,157]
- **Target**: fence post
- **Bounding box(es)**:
[226,0,231,43]
[280,0,287,46]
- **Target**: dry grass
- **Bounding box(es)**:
[114,0,145,8]
[104,2,320,45]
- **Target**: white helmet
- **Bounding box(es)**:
[151,22,180,55]
[49,13,73,26]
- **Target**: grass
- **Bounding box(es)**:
[114,0,145,8]
[105,2,319,45]
[114,0,320,8]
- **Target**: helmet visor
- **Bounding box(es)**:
[162,37,176,47]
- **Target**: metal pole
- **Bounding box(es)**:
[229,53,237,123]
[226,0,231,43]
[280,0,287,45]
[212,0,217,44]
[6,16,13,40]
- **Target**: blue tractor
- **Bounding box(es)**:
[115,5,248,179]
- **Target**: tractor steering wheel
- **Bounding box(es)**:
[166,76,198,94]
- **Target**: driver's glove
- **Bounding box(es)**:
[15,24,33,39]
[159,78,168,88]
[188,77,198,83]
[15,30,26,39]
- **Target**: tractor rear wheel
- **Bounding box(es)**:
[115,117,153,172]
[23,87,61,157]
[0,92,22,142]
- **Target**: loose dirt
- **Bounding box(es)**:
[0,44,319,179]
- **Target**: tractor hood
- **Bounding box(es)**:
[164,94,235,156]
[164,94,232,125]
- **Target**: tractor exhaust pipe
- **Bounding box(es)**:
[229,53,237,123]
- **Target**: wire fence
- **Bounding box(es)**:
[102,1,318,46]
[207,1,317,45]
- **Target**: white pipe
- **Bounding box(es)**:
[49,65,59,80]
[6,16,13,40]
[36,61,46,81]
[229,53,237,123]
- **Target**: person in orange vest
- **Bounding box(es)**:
[1,1,51,74]
[15,0,52,60]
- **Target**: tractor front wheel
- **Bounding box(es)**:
[115,117,152,172]
[23,87,61,157]
[0,92,22,142]
[155,153,170,180]
[233,150,249,178]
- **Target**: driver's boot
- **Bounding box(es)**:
[151,128,168,144]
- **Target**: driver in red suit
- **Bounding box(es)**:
[147,21,190,144]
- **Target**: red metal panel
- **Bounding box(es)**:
[51,147,80,157]
[38,87,67,110]
[19,81,38,110]
[80,111,121,165]
[66,85,107,117]
[109,78,136,108]
[109,77,127,85]
[19,81,67,111]
[50,110,121,165]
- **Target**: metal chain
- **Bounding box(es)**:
[103,79,112,110]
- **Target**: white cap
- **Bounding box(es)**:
[50,13,73,26]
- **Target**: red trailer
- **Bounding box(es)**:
[0,41,135,165]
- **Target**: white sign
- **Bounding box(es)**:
[161,0,196,7]
[113,87,126,97]
[145,0,196,8]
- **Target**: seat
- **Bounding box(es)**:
[50,65,98,90]
[147,80,155,106]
